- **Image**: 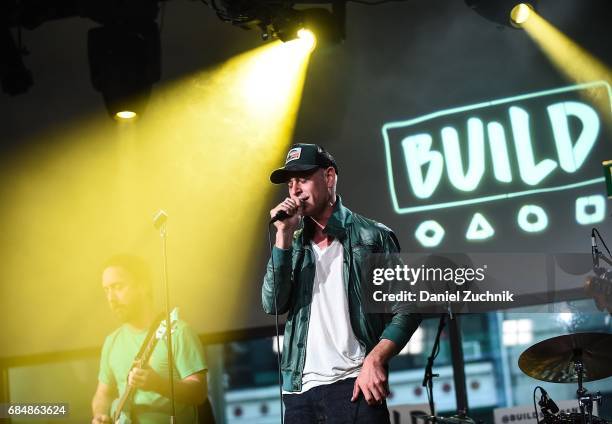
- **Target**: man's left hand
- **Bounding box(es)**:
[351,354,389,406]
[128,367,163,392]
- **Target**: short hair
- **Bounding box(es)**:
[103,254,153,295]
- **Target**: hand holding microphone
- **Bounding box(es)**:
[270,196,305,248]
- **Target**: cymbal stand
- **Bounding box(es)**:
[574,358,602,424]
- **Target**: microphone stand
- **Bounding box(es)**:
[154,210,177,423]
[592,228,612,275]
[422,314,446,418]
[593,249,612,271]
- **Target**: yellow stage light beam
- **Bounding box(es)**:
[240,38,314,116]
[521,10,612,124]
[135,39,314,331]
[0,38,313,363]
[297,28,317,52]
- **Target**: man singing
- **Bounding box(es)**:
[262,143,422,423]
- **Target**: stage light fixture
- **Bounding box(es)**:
[87,22,161,119]
[297,28,317,52]
[465,0,538,28]
[299,6,344,45]
[207,1,345,45]
[510,3,533,27]
[267,8,303,42]
[115,110,138,120]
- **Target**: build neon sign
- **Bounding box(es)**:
[381,81,610,248]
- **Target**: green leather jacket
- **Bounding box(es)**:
[262,196,422,392]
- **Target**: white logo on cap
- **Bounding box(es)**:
[286,147,302,163]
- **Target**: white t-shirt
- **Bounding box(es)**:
[285,238,365,394]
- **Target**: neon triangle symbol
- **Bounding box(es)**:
[466,212,495,240]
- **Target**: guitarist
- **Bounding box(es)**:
[92,254,208,423]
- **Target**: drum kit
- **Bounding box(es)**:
[412,332,611,424]
[414,231,612,423]
[518,332,612,424]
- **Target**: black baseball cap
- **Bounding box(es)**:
[270,143,339,184]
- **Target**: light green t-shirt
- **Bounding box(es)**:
[98,320,207,424]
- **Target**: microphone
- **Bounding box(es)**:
[539,388,559,414]
[270,197,306,223]
[270,210,289,224]
[153,210,168,230]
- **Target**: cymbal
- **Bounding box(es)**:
[518,332,612,383]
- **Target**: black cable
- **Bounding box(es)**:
[268,223,285,424]
[533,386,541,424]
[423,315,445,417]
[159,0,167,34]
[593,228,611,258]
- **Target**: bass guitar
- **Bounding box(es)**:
[112,307,179,424]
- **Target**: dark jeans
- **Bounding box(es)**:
[283,377,391,424]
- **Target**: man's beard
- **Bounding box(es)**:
[110,304,133,322]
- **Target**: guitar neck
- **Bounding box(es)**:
[113,384,135,422]
[112,329,164,422]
